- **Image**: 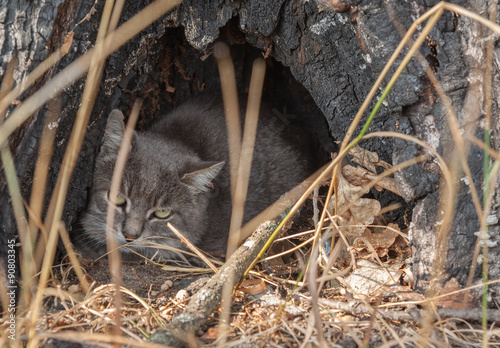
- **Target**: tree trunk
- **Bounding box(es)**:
[1,0,498,304]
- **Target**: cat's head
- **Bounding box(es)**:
[81,110,225,261]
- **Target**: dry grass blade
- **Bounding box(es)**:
[307,228,327,348]
[166,223,218,273]
[0,56,20,316]
[378,279,500,310]
[0,149,28,304]
[117,285,167,328]
[227,58,266,256]
[338,3,442,153]
[336,153,429,220]
[477,3,496,337]
[20,2,182,346]
[0,57,30,253]
[364,131,455,240]
[214,42,241,200]
[262,235,315,262]
[56,223,91,293]
[445,3,500,35]
[220,56,266,347]
[27,98,60,256]
[378,203,402,215]
[92,235,215,265]
[261,225,335,263]
[226,324,284,348]
[321,210,356,281]
[0,33,73,122]
[0,57,36,325]
[466,135,500,168]
[36,331,169,348]
[342,164,401,196]
[16,98,63,317]
[213,42,242,347]
[108,0,126,33]
[106,100,142,342]
[28,0,119,342]
[237,162,327,243]
[241,157,343,281]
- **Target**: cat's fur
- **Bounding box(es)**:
[78,96,319,261]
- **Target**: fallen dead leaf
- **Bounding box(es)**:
[61,31,74,55]
[238,278,267,295]
[202,327,219,339]
[436,278,475,309]
[329,169,381,235]
[344,259,403,297]
[349,145,392,174]
[342,164,401,195]
[353,223,401,258]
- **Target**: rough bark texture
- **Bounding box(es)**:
[0,0,67,276]
[1,0,499,306]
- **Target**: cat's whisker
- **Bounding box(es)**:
[139,238,200,257]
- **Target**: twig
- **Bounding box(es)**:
[319,298,416,322]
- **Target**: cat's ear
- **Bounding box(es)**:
[181,161,225,192]
[101,109,125,156]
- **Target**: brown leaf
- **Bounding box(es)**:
[61,32,74,56]
[329,170,381,235]
[321,0,351,12]
[202,327,219,339]
[354,223,409,264]
[342,164,401,196]
[436,278,475,309]
[349,145,392,174]
[237,278,266,295]
[353,223,401,256]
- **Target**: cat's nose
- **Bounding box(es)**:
[123,218,143,240]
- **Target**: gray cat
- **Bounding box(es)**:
[78,96,319,262]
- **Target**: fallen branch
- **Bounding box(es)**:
[149,221,276,346]
[319,298,500,323]
[319,298,417,323]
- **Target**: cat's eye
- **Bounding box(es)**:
[153,208,172,219]
[110,192,127,207]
